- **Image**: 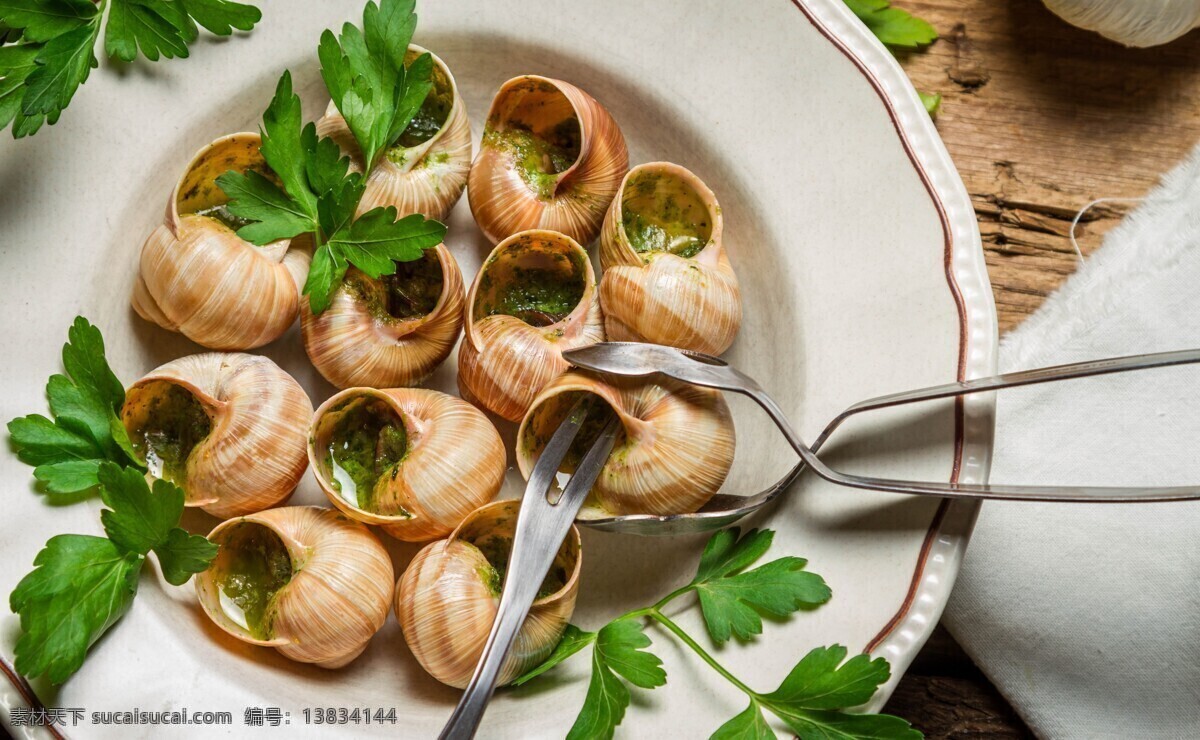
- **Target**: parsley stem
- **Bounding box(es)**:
[647,610,759,699]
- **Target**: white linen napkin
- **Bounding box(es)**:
[942,143,1200,739]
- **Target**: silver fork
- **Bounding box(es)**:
[439,397,620,740]
[562,342,1200,535]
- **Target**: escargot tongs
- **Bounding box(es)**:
[439,397,620,740]
[561,342,1200,536]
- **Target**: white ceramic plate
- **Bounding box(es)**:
[0,0,997,737]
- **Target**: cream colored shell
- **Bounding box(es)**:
[121,352,313,519]
[316,45,471,221]
[599,162,741,355]
[468,75,628,245]
[309,387,505,541]
[301,244,465,389]
[1042,0,1200,46]
[457,229,605,421]
[195,506,394,668]
[517,371,735,516]
[132,133,310,350]
[395,500,581,688]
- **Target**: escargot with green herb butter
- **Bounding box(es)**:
[309,387,505,542]
[395,500,581,688]
[301,243,465,389]
[599,162,741,355]
[457,229,604,421]
[133,133,311,350]
[317,45,471,221]
[517,370,736,516]
[121,353,312,519]
[468,75,628,245]
[195,506,394,668]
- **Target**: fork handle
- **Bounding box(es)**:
[439,415,619,740]
[751,348,1200,502]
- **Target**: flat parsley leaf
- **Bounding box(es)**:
[154,526,219,586]
[318,0,430,170]
[595,618,666,689]
[104,0,195,62]
[9,534,142,684]
[215,68,444,315]
[9,449,217,684]
[96,462,217,585]
[757,645,921,740]
[843,0,937,50]
[8,317,142,499]
[565,618,665,740]
[327,207,445,276]
[0,0,96,42]
[217,71,319,244]
[179,0,260,36]
[513,624,595,686]
[691,529,832,644]
[712,701,778,740]
[1,0,260,137]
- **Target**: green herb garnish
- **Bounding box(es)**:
[10,461,218,683]
[7,316,143,500]
[843,0,940,117]
[516,528,921,739]
[0,0,262,138]
[214,0,446,315]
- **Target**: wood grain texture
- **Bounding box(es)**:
[877,1,1200,734]
[898,0,1200,332]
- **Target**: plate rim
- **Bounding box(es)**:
[794,0,999,711]
[0,0,999,733]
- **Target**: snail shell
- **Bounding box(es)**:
[195,506,394,668]
[316,45,471,220]
[599,162,741,355]
[132,133,311,350]
[517,371,735,516]
[300,244,465,389]
[395,500,581,688]
[1042,0,1200,47]
[468,75,628,245]
[309,387,505,542]
[457,229,605,421]
[121,353,312,519]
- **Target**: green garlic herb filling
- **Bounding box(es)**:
[482,117,581,200]
[346,250,445,322]
[470,536,567,601]
[396,65,453,149]
[215,522,293,640]
[125,381,212,485]
[323,397,411,513]
[621,171,712,259]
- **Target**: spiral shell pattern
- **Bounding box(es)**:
[458,229,604,421]
[309,387,505,542]
[395,500,581,688]
[132,133,310,350]
[468,75,628,245]
[195,506,394,668]
[121,353,313,518]
[599,162,741,355]
[301,244,465,389]
[517,371,736,516]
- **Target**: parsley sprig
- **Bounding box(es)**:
[214,0,445,314]
[843,0,941,115]
[516,528,921,739]
[0,0,262,138]
[7,316,144,500]
[11,461,218,683]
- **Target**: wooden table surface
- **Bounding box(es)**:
[876,0,1200,735]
